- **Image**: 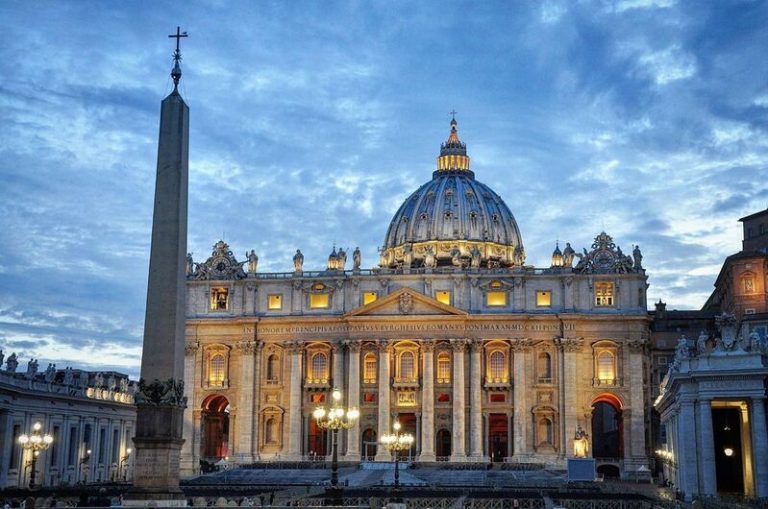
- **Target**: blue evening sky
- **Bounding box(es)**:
[0,0,766,377]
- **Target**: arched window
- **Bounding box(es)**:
[538,418,553,445]
[209,354,225,385]
[400,351,415,381]
[597,351,616,384]
[489,351,506,383]
[310,352,328,382]
[363,352,377,384]
[266,354,280,382]
[537,352,552,382]
[437,352,451,383]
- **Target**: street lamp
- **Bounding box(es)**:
[120,448,132,481]
[312,388,359,504]
[380,419,414,496]
[18,422,54,489]
[80,448,92,484]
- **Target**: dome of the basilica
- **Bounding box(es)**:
[380,118,524,269]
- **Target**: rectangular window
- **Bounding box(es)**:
[98,428,106,463]
[435,291,451,305]
[10,424,20,469]
[50,425,60,467]
[595,282,614,306]
[67,427,78,466]
[210,288,229,311]
[486,291,507,307]
[536,291,551,307]
[267,294,282,310]
[111,429,119,463]
[363,291,377,306]
[309,293,330,309]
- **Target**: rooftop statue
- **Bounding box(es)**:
[562,242,575,268]
[352,247,361,271]
[6,353,18,373]
[293,249,304,273]
[247,250,258,274]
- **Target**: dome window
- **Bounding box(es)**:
[420,213,429,220]
[444,212,452,219]
[401,216,409,223]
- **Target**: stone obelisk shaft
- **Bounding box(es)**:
[126,87,189,506]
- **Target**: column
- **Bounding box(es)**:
[627,341,648,465]
[374,340,392,461]
[234,340,259,464]
[751,397,768,497]
[696,399,716,495]
[192,411,202,474]
[180,341,198,475]
[677,400,699,500]
[286,341,304,459]
[560,338,580,458]
[512,341,529,458]
[419,340,436,461]
[469,340,484,459]
[450,339,467,461]
[0,409,13,487]
[344,341,361,461]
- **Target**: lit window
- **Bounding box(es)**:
[536,291,551,307]
[268,294,282,310]
[363,292,377,305]
[310,293,330,309]
[435,291,451,305]
[210,288,229,311]
[437,352,451,383]
[363,353,377,384]
[488,351,506,383]
[595,282,614,306]
[486,291,507,307]
[743,277,755,294]
[209,354,225,385]
[597,351,616,384]
[399,351,415,381]
[309,352,328,382]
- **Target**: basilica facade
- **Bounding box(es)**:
[179,119,650,479]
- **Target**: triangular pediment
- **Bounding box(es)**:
[346,287,467,317]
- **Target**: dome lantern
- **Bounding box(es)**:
[551,243,564,268]
[437,116,470,172]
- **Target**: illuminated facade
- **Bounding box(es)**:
[180,120,651,479]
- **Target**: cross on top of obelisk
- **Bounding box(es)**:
[168,26,188,89]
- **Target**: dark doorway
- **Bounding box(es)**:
[436,429,451,458]
[201,395,229,460]
[396,413,417,459]
[362,428,377,460]
[592,399,623,459]
[489,413,508,461]
[307,419,327,458]
[713,407,744,494]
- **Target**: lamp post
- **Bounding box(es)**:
[380,419,414,498]
[120,448,132,481]
[18,422,54,489]
[312,387,359,505]
[80,448,91,484]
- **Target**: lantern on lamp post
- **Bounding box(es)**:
[312,387,359,505]
[18,422,54,489]
[380,419,414,498]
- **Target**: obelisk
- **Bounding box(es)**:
[124,27,189,507]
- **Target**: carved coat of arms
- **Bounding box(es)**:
[398,293,414,314]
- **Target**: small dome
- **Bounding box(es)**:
[551,243,564,268]
[380,119,524,269]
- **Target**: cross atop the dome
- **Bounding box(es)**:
[169,26,188,54]
[168,26,189,89]
[449,109,457,119]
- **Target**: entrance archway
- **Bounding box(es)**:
[362,428,377,461]
[591,394,623,459]
[201,395,230,460]
[713,407,744,494]
[489,413,508,461]
[308,419,327,458]
[436,429,451,458]
[396,413,417,459]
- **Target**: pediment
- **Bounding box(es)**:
[346,287,467,317]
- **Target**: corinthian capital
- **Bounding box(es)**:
[184,341,200,357]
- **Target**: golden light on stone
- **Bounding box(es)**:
[310,293,330,309]
[435,291,451,305]
[268,294,282,310]
[486,291,507,306]
[536,291,551,307]
[363,291,377,305]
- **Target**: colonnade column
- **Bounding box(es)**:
[234,340,259,464]
[450,339,467,461]
[696,398,716,495]
[677,400,699,500]
[344,341,361,461]
[512,340,529,458]
[419,340,436,461]
[286,341,304,459]
[751,397,768,497]
[374,340,392,461]
[469,340,484,460]
[180,341,199,475]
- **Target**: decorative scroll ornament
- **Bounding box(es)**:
[191,240,247,281]
[573,232,639,274]
[135,378,187,407]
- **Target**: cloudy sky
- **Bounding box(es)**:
[0,0,766,377]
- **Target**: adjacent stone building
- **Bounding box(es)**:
[0,358,136,488]
[180,119,651,479]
